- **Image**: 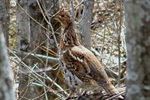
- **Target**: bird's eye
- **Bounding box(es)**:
[61,15,65,17]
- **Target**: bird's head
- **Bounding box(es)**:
[54,9,72,28]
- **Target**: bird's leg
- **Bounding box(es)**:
[66,87,77,100]
[100,81,124,100]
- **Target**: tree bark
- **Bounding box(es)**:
[17,0,37,99]
[0,1,15,99]
[1,0,10,46]
[79,0,94,49]
[17,0,60,99]
[0,25,15,100]
[125,0,150,100]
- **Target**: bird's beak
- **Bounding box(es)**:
[51,10,61,20]
[52,13,61,24]
[54,15,59,20]
[54,16,62,24]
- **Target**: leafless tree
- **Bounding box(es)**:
[17,0,60,99]
[79,0,94,49]
[125,0,150,99]
[0,1,15,99]
[2,0,10,46]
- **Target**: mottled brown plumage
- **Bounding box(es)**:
[55,9,122,98]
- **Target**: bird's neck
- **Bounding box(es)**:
[63,22,74,33]
[60,22,80,49]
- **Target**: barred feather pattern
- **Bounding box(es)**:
[56,9,122,97]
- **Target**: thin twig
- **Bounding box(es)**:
[11,50,59,62]
[36,0,59,49]
[9,49,68,99]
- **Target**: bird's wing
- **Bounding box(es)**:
[70,46,109,83]
[67,46,94,81]
[69,46,118,94]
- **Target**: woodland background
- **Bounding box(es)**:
[0,0,149,100]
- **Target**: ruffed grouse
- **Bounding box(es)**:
[55,9,122,98]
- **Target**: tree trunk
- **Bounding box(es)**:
[1,0,10,46]
[17,0,38,99]
[17,0,60,99]
[125,0,150,100]
[0,1,15,100]
[29,0,60,99]
[79,0,94,49]
[0,25,15,100]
